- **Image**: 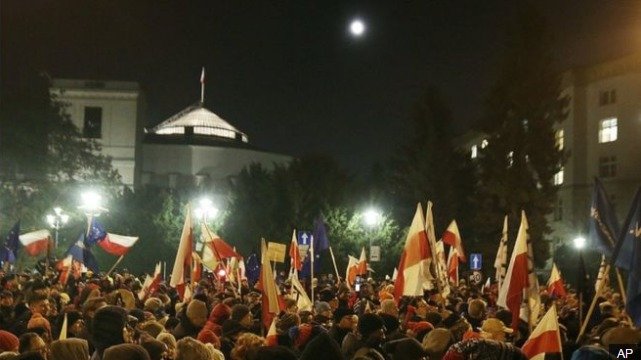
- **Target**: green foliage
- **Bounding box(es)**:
[473,4,568,267]
[385,87,477,239]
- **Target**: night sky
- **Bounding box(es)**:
[3,1,641,171]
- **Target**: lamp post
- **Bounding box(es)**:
[46,207,69,249]
[362,208,382,276]
[574,236,586,325]
[194,198,219,252]
[79,190,107,235]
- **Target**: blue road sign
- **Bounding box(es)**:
[470,253,482,270]
[297,230,312,245]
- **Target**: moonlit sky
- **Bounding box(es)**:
[3,1,641,172]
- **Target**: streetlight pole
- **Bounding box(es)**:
[363,208,382,277]
[46,207,69,250]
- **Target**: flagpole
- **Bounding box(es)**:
[200,67,205,104]
[310,235,315,304]
[106,255,125,277]
[577,264,609,343]
[328,246,341,282]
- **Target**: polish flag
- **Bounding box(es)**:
[394,203,432,300]
[346,255,360,287]
[170,205,193,300]
[19,230,51,256]
[521,306,563,360]
[442,220,466,262]
[447,247,459,284]
[357,247,368,275]
[497,211,541,331]
[547,263,567,298]
[289,230,302,272]
[191,252,202,284]
[57,255,73,285]
[265,318,278,347]
[256,239,283,330]
[202,224,241,261]
[99,234,139,256]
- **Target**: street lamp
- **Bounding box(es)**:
[194,197,219,223]
[362,208,382,270]
[79,190,107,235]
[46,207,69,249]
[574,236,587,325]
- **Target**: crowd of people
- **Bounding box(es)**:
[0,268,636,360]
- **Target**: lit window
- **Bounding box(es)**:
[471,145,478,159]
[598,118,618,143]
[555,129,564,150]
[481,139,489,149]
[554,167,564,185]
[599,156,617,178]
[599,89,616,106]
[507,151,514,167]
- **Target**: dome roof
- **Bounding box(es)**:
[148,103,248,143]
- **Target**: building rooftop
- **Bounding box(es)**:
[147,103,249,143]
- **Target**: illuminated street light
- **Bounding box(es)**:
[573,236,586,249]
[349,19,366,37]
[46,207,69,249]
[363,208,382,228]
[79,190,106,215]
[194,197,219,223]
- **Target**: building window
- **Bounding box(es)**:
[554,197,563,221]
[507,151,514,167]
[554,167,564,185]
[555,129,564,150]
[470,145,478,159]
[481,139,489,149]
[83,107,103,139]
[599,89,616,106]
[598,118,618,143]
[599,156,617,178]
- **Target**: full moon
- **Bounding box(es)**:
[349,19,365,37]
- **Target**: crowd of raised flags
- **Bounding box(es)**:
[0,176,640,359]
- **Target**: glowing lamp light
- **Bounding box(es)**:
[217,269,227,277]
[195,197,219,222]
[573,236,586,250]
[80,191,103,213]
[363,208,382,227]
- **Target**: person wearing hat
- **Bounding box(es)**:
[329,307,356,346]
[422,328,455,360]
[479,318,513,342]
[384,337,429,360]
[91,305,129,360]
[102,343,150,360]
[171,299,208,341]
[0,330,19,353]
[313,301,332,327]
[26,314,52,345]
[379,299,402,340]
[50,338,90,360]
[344,313,387,360]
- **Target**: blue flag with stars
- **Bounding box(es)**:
[588,178,620,258]
[85,218,107,246]
[612,187,641,327]
[300,216,330,279]
[67,233,100,273]
[1,221,20,263]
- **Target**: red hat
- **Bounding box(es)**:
[197,328,221,349]
[0,330,19,352]
[209,303,231,325]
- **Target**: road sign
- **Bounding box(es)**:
[470,253,482,270]
[370,246,380,262]
[470,271,483,285]
[297,230,312,245]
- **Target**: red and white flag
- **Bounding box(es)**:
[289,230,302,273]
[394,203,432,300]
[442,220,466,262]
[357,247,368,275]
[547,263,567,298]
[447,247,459,284]
[266,318,278,347]
[346,255,359,287]
[99,233,139,256]
[435,240,451,297]
[170,205,193,300]
[497,211,541,331]
[138,262,162,301]
[521,306,563,360]
[19,230,51,256]
[494,215,509,289]
[257,239,282,330]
